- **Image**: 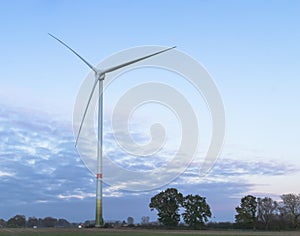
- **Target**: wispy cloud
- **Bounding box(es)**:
[0,104,297,221]
[0,105,94,205]
[0,170,15,177]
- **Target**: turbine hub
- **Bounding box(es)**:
[96,71,105,80]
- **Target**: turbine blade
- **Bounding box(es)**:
[102,46,176,74]
[48,33,97,73]
[75,78,99,147]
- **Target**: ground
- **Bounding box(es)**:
[0,228,299,236]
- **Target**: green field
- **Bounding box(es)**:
[0,229,299,236]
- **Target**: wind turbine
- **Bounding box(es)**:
[49,33,175,227]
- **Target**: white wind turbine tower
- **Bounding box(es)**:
[49,33,175,227]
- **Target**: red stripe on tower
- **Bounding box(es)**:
[96,173,102,179]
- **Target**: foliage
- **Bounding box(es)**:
[235,195,257,229]
[141,216,150,225]
[42,216,57,227]
[257,197,278,230]
[7,215,26,228]
[182,194,211,228]
[280,193,300,228]
[56,218,71,228]
[2,192,300,232]
[0,228,299,236]
[127,216,134,225]
[0,218,6,228]
[27,216,38,228]
[149,188,183,226]
[2,216,72,228]
[207,221,236,229]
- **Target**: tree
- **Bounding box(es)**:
[182,194,212,229]
[27,217,38,228]
[0,218,6,228]
[42,217,57,227]
[281,193,300,228]
[56,218,70,228]
[149,188,183,226]
[277,205,291,230]
[257,197,278,230]
[141,216,150,225]
[235,195,257,229]
[127,216,134,225]
[7,215,26,228]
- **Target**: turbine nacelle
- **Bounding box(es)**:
[95,71,105,81]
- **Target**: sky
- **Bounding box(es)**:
[0,0,300,223]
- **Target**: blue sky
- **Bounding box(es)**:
[0,0,300,223]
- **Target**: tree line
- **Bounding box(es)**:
[149,188,300,231]
[0,215,73,228]
[235,193,300,230]
[1,189,299,230]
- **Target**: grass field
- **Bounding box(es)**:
[0,228,299,236]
